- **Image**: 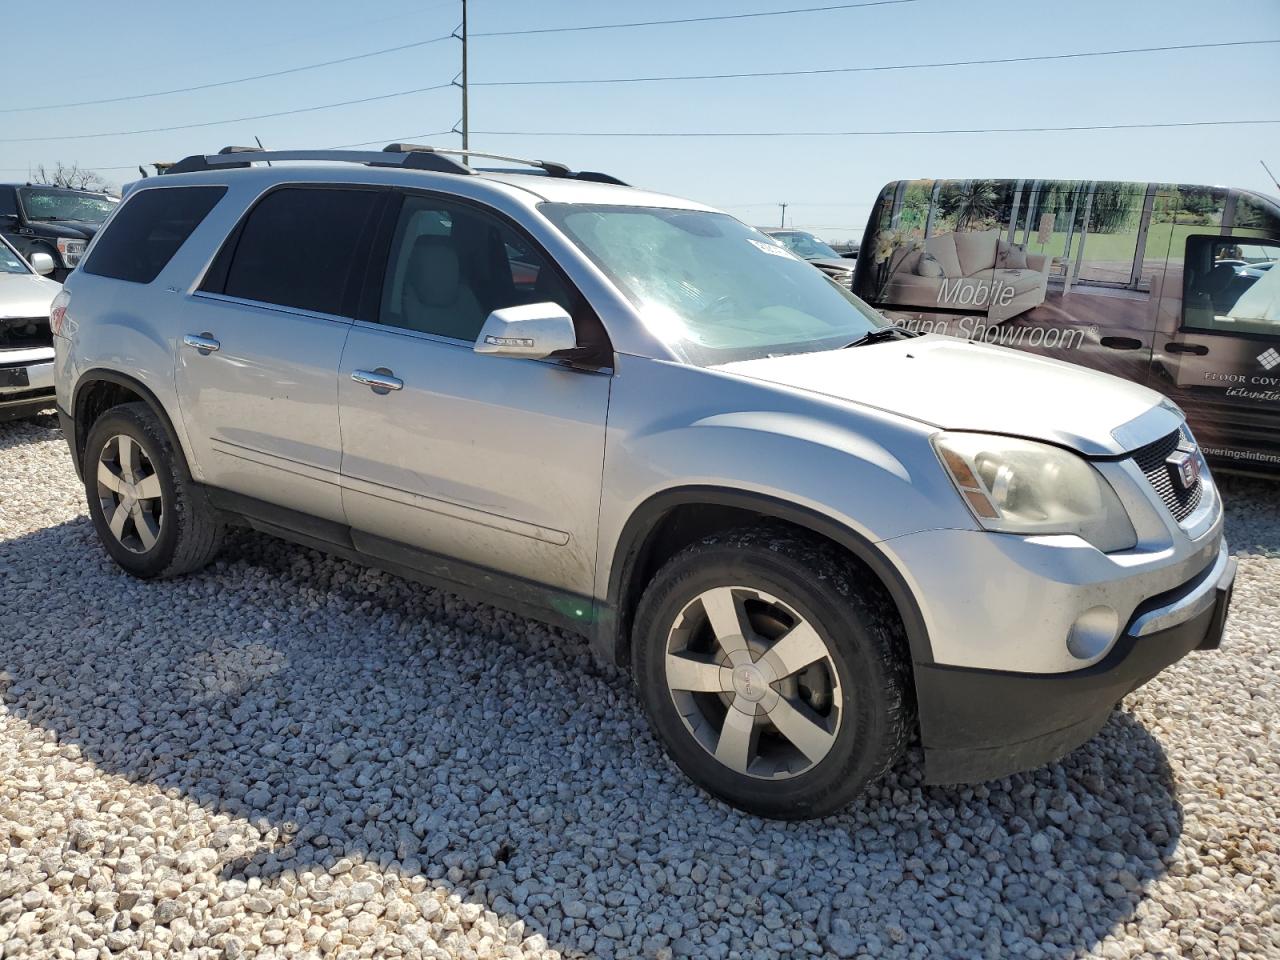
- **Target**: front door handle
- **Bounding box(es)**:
[352,368,403,393]
[182,333,220,354]
[1166,342,1209,356]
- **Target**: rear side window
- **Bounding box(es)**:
[83,186,225,284]
[220,187,382,317]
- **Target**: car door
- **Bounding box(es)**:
[176,184,386,522]
[1153,231,1280,469]
[337,191,611,611]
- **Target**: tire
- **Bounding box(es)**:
[83,402,224,578]
[632,526,914,819]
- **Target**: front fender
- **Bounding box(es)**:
[595,355,977,663]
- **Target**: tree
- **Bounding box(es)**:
[28,162,111,192]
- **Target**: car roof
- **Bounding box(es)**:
[131,163,719,215]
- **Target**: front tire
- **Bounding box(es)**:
[83,402,224,578]
[632,526,913,819]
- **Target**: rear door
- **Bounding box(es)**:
[176,184,385,521]
[336,190,611,610]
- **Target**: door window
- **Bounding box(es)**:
[1182,236,1280,336]
[220,187,382,317]
[0,187,17,219]
[378,195,577,342]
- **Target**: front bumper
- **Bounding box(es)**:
[916,543,1236,784]
[0,345,55,421]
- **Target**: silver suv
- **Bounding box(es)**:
[53,145,1235,818]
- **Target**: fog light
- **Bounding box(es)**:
[1066,606,1120,660]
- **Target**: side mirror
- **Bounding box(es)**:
[29,252,55,276]
[474,302,577,360]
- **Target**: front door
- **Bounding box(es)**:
[176,185,386,520]
[338,192,611,611]
[1153,231,1280,472]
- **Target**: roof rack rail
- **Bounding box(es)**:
[161,143,626,185]
[164,145,472,176]
[387,143,628,186]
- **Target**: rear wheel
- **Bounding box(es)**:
[83,403,223,578]
[632,526,913,819]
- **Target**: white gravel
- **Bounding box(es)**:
[1,412,1278,960]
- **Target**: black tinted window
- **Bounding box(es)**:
[0,187,16,218]
[223,187,382,317]
[83,186,225,284]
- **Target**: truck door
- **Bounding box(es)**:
[1152,223,1280,474]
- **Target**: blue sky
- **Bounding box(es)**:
[3,0,1277,243]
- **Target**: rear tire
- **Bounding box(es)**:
[632,526,913,819]
[83,402,223,578]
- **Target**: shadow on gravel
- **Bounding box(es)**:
[1218,474,1280,557]
[2,513,1185,959]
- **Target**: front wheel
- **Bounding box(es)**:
[632,527,914,819]
[83,402,224,578]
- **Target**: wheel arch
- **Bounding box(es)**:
[70,369,189,482]
[596,485,933,672]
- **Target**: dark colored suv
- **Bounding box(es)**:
[0,183,118,281]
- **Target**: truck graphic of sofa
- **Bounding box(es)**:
[883,228,1051,322]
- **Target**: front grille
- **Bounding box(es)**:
[0,316,51,350]
[1131,429,1203,523]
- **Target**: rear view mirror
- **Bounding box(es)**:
[29,252,55,276]
[474,302,577,360]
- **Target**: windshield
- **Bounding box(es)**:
[540,204,885,364]
[769,231,843,260]
[18,188,116,223]
[0,239,29,275]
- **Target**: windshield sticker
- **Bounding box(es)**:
[747,238,798,259]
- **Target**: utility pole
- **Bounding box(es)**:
[455,0,470,164]
[778,203,788,228]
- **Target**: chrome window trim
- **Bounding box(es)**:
[189,290,355,326]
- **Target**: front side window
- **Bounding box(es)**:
[18,188,116,223]
[0,238,29,274]
[83,185,225,284]
[1182,235,1280,336]
[541,203,884,365]
[223,187,383,317]
[379,195,579,343]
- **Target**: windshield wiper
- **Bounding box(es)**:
[843,326,920,349]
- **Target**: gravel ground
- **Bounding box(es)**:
[1,412,1277,960]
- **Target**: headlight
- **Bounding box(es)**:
[55,238,87,266]
[933,432,1137,552]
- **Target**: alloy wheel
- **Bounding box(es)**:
[96,434,164,554]
[664,585,843,779]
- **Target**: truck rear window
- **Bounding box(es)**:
[83,186,226,284]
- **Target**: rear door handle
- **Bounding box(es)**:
[1166,342,1209,356]
[1100,336,1143,351]
[352,368,403,393]
[182,333,220,354]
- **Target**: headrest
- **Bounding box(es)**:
[406,236,460,308]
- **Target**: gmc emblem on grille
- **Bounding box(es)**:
[1166,445,1201,491]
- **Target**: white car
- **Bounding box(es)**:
[0,236,59,421]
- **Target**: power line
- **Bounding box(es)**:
[0,84,454,144]
[475,39,1280,87]
[472,0,915,37]
[472,118,1280,137]
[1,35,455,114]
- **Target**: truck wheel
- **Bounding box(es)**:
[83,402,224,578]
[632,526,914,819]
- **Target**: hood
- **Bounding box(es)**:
[715,335,1176,456]
[0,272,60,318]
[24,220,100,240]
